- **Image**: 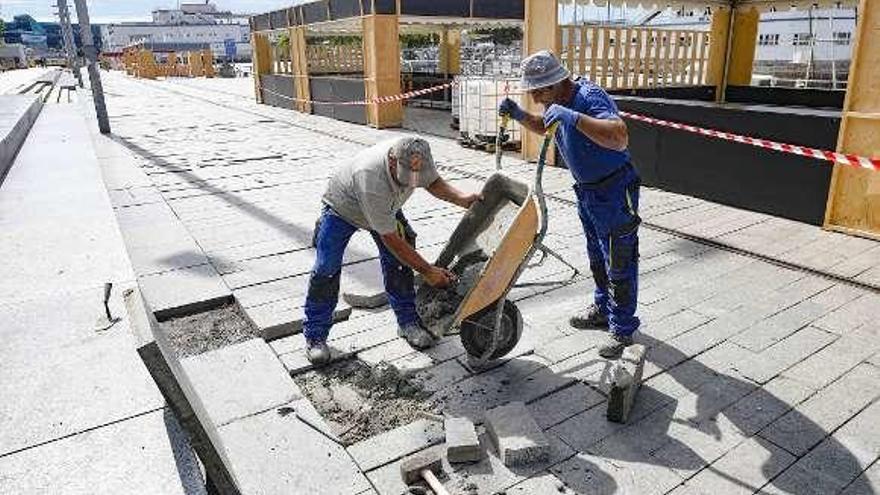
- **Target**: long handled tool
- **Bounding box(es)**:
[400,451,450,495]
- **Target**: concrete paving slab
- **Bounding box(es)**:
[218,406,371,495]
[0,408,205,495]
[780,324,880,391]
[181,338,302,427]
[759,363,880,457]
[138,263,232,320]
[734,326,837,384]
[347,418,444,472]
[0,329,164,457]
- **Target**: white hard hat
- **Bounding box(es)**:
[520,50,570,91]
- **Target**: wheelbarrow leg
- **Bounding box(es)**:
[533,243,581,276]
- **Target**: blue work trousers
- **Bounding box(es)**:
[574,164,641,336]
[303,206,418,343]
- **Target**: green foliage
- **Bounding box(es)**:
[277,32,290,51]
[471,27,522,46]
[306,35,361,46]
[400,33,438,49]
[0,19,5,45]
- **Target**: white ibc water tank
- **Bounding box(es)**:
[454,76,523,144]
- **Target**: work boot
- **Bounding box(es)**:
[598,332,634,359]
[398,321,435,350]
[569,304,609,330]
[306,339,331,366]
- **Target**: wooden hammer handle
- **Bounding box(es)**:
[420,469,449,495]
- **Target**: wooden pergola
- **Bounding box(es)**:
[250,0,879,237]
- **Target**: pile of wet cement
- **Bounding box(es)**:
[293,359,435,445]
[158,303,260,357]
[416,251,488,336]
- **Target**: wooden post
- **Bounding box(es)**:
[706,6,731,99]
[167,51,177,78]
[362,14,403,128]
[290,26,311,113]
[203,49,216,78]
[824,0,880,237]
[252,33,272,103]
[439,28,461,77]
[522,0,559,162]
[727,7,759,86]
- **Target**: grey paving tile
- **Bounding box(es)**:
[759,364,880,457]
[138,263,232,319]
[346,419,445,472]
[181,338,301,427]
[782,325,880,390]
[686,437,795,495]
[218,406,371,495]
[733,326,837,384]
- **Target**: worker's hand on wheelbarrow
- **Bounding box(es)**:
[498,97,525,122]
[458,192,482,209]
[424,266,457,289]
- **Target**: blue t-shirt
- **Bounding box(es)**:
[553,80,630,183]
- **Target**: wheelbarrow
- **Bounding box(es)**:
[417,123,579,365]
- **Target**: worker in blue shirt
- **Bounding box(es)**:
[499,50,640,358]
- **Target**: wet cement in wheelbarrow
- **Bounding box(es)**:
[416,253,488,337]
[293,359,437,445]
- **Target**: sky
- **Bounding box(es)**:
[0,1,299,24]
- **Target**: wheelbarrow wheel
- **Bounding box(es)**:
[460,300,523,360]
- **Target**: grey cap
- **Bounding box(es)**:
[391,137,434,188]
[520,50,570,91]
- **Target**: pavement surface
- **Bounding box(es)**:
[3,67,880,494]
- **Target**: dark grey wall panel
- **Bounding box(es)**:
[269,9,289,28]
[254,14,270,31]
[303,1,330,24]
[609,85,716,102]
[309,77,367,125]
[726,85,845,110]
[616,97,839,225]
[472,0,525,19]
[400,0,470,17]
[330,0,362,19]
[373,0,397,14]
[261,74,296,110]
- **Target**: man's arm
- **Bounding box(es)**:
[517,111,547,135]
[426,177,480,209]
[380,233,454,287]
[574,115,628,151]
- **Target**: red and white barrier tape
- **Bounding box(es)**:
[260,80,455,106]
[620,111,880,171]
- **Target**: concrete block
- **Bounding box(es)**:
[138,263,232,320]
[411,358,471,393]
[0,95,42,184]
[731,300,829,352]
[782,324,880,390]
[527,382,606,430]
[181,338,302,426]
[247,298,352,342]
[720,375,815,437]
[484,402,551,466]
[346,419,444,472]
[761,436,867,495]
[550,450,683,495]
[445,417,481,463]
[218,406,371,495]
[841,460,880,495]
[606,344,647,423]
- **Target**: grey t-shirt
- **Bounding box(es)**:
[322,138,440,234]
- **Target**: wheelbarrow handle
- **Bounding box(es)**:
[535,122,559,243]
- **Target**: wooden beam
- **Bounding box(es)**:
[824,0,880,237]
[439,28,461,77]
[521,0,559,162]
[706,6,731,95]
[728,7,759,86]
[589,25,599,81]
[290,26,311,113]
[253,33,272,103]
[633,28,644,87]
[362,15,402,128]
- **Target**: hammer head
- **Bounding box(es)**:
[400,451,443,485]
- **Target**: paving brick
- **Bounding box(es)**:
[834,399,880,468]
[346,419,445,472]
[760,435,868,495]
[528,382,606,430]
[734,326,837,384]
[550,449,684,495]
[411,358,471,393]
[181,338,302,426]
[840,460,880,495]
[731,300,829,352]
[686,437,795,495]
[445,417,481,463]
[485,402,551,466]
[651,411,748,479]
[720,375,816,437]
[782,325,880,390]
[759,364,880,456]
[813,293,880,335]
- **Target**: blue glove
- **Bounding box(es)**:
[498,97,526,122]
[543,104,580,128]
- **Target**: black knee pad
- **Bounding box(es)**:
[308,271,340,302]
[590,262,609,289]
[386,264,415,297]
[609,278,632,306]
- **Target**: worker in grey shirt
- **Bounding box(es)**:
[303,137,480,365]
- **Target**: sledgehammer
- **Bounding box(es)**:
[400,451,450,495]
